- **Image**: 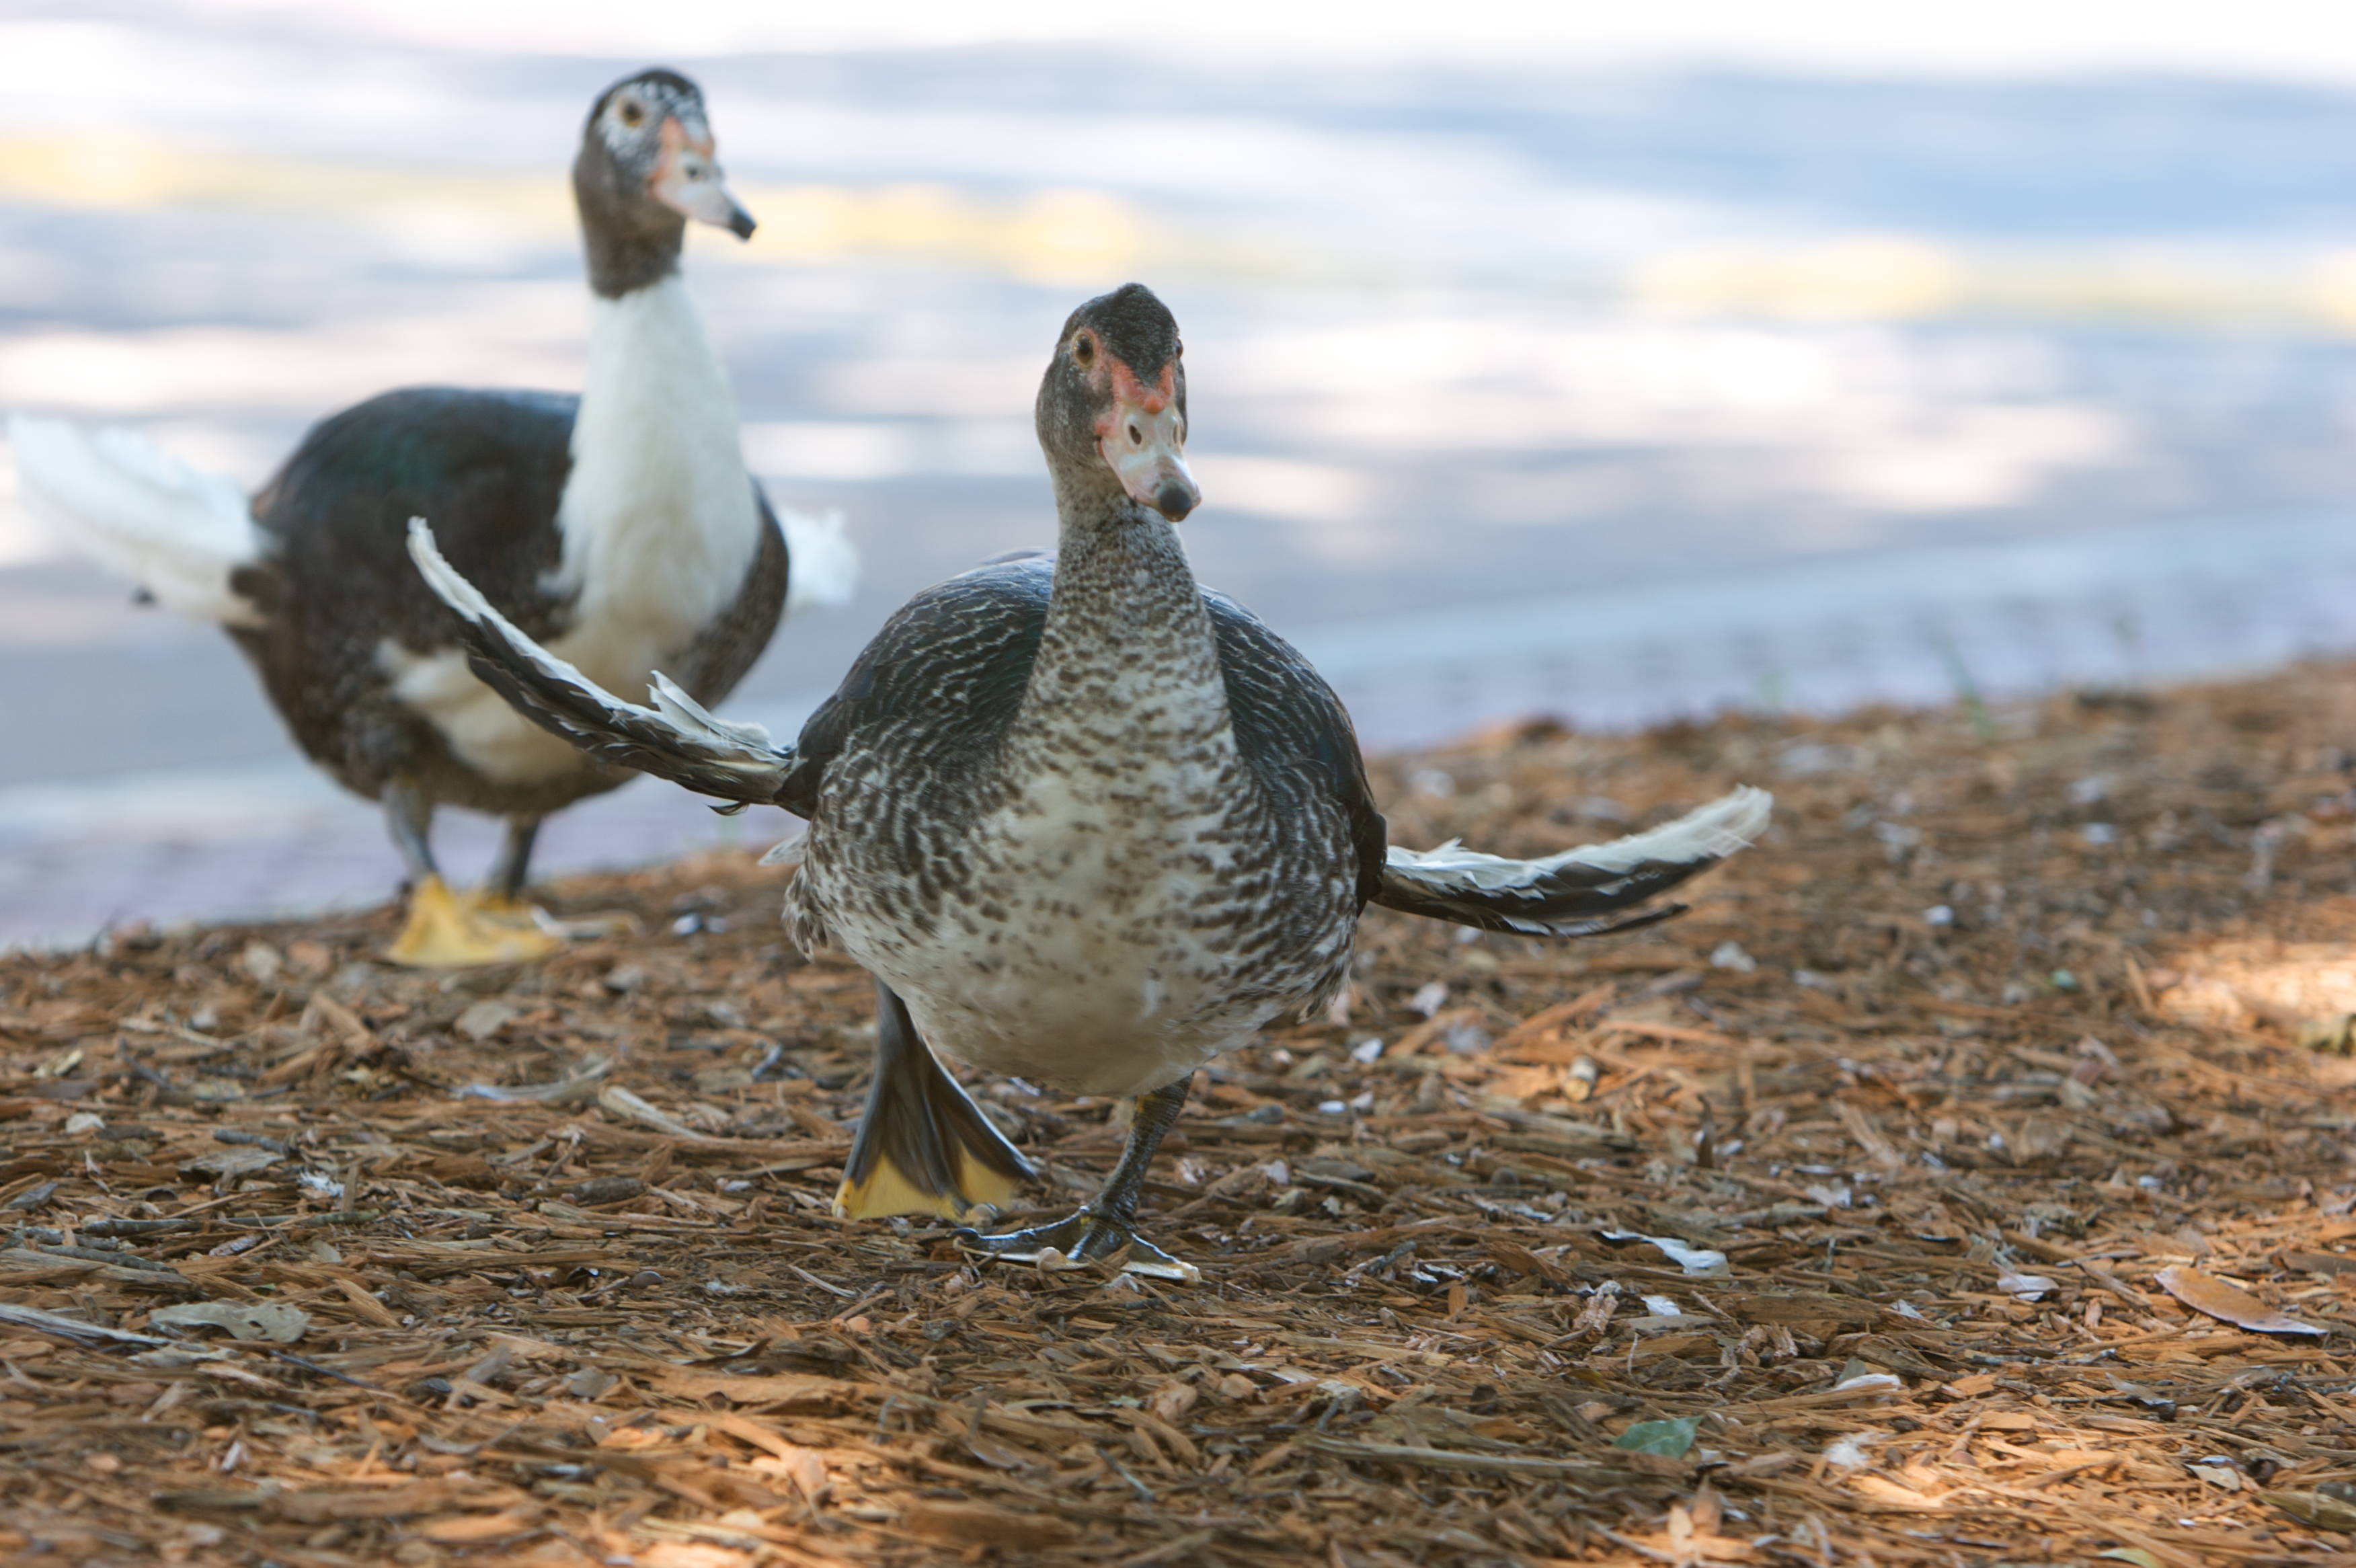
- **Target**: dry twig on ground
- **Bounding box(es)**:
[4,663,2356,1566]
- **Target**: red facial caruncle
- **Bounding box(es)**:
[1096,355,1198,522]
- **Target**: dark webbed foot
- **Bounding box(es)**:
[836,980,1035,1221]
[953,1207,1198,1283]
[953,1077,1197,1283]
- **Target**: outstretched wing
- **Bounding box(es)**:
[1377,785,1771,937]
[406,519,796,808]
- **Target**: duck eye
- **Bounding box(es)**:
[1072,333,1095,366]
[1127,421,1144,446]
[618,97,647,129]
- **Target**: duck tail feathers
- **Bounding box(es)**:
[405,518,795,807]
[1375,784,1772,938]
[835,985,1035,1222]
[779,506,859,612]
[8,415,262,626]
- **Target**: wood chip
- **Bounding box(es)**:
[7,665,2356,1564]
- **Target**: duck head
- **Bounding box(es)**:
[1036,283,1200,525]
[574,68,754,297]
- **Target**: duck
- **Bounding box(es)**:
[7,67,856,967]
[408,282,1769,1278]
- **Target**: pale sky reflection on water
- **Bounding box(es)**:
[2,1,2355,777]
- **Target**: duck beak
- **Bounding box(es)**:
[651,116,756,239]
[1101,362,1198,522]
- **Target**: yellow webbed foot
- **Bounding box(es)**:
[461,888,641,942]
[387,875,563,968]
[460,888,541,927]
[833,1148,1024,1222]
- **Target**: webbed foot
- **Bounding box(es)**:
[953,1208,1199,1283]
[835,980,1034,1221]
[461,889,639,942]
[387,875,563,968]
[459,888,539,927]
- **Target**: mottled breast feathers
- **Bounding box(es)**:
[783,553,1387,906]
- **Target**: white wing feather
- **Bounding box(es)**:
[1386,785,1773,892]
[779,506,859,611]
[8,415,262,625]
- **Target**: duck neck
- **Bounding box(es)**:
[580,220,683,299]
[1015,498,1229,751]
[574,154,686,299]
[553,271,758,637]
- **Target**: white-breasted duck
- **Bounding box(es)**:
[409,282,1769,1277]
[7,68,856,966]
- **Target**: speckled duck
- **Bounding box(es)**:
[410,283,1769,1276]
[9,69,855,967]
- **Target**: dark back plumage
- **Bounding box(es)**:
[235,386,786,810]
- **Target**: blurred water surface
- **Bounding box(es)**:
[3,4,2355,942]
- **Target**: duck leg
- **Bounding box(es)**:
[484,816,541,904]
[382,781,559,968]
[954,1076,1197,1283]
[464,816,545,926]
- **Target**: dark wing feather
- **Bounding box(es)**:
[243,387,578,640]
[407,522,795,805]
[1204,590,1389,909]
[781,555,1057,815]
[1375,786,1772,937]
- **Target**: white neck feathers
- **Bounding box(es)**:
[552,275,761,667]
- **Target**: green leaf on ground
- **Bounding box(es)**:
[1613,1417,1699,1457]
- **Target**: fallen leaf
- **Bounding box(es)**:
[452,1000,519,1042]
[2155,1265,2328,1337]
[150,1302,308,1343]
[1997,1267,2057,1301]
[1601,1230,1729,1276]
[178,1147,282,1179]
[1614,1416,1700,1458]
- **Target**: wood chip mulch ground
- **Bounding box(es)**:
[7,660,2356,1568]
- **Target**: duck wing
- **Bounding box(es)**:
[1202,590,1391,909]
[788,553,1055,799]
[1376,785,1772,937]
[407,520,797,807]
